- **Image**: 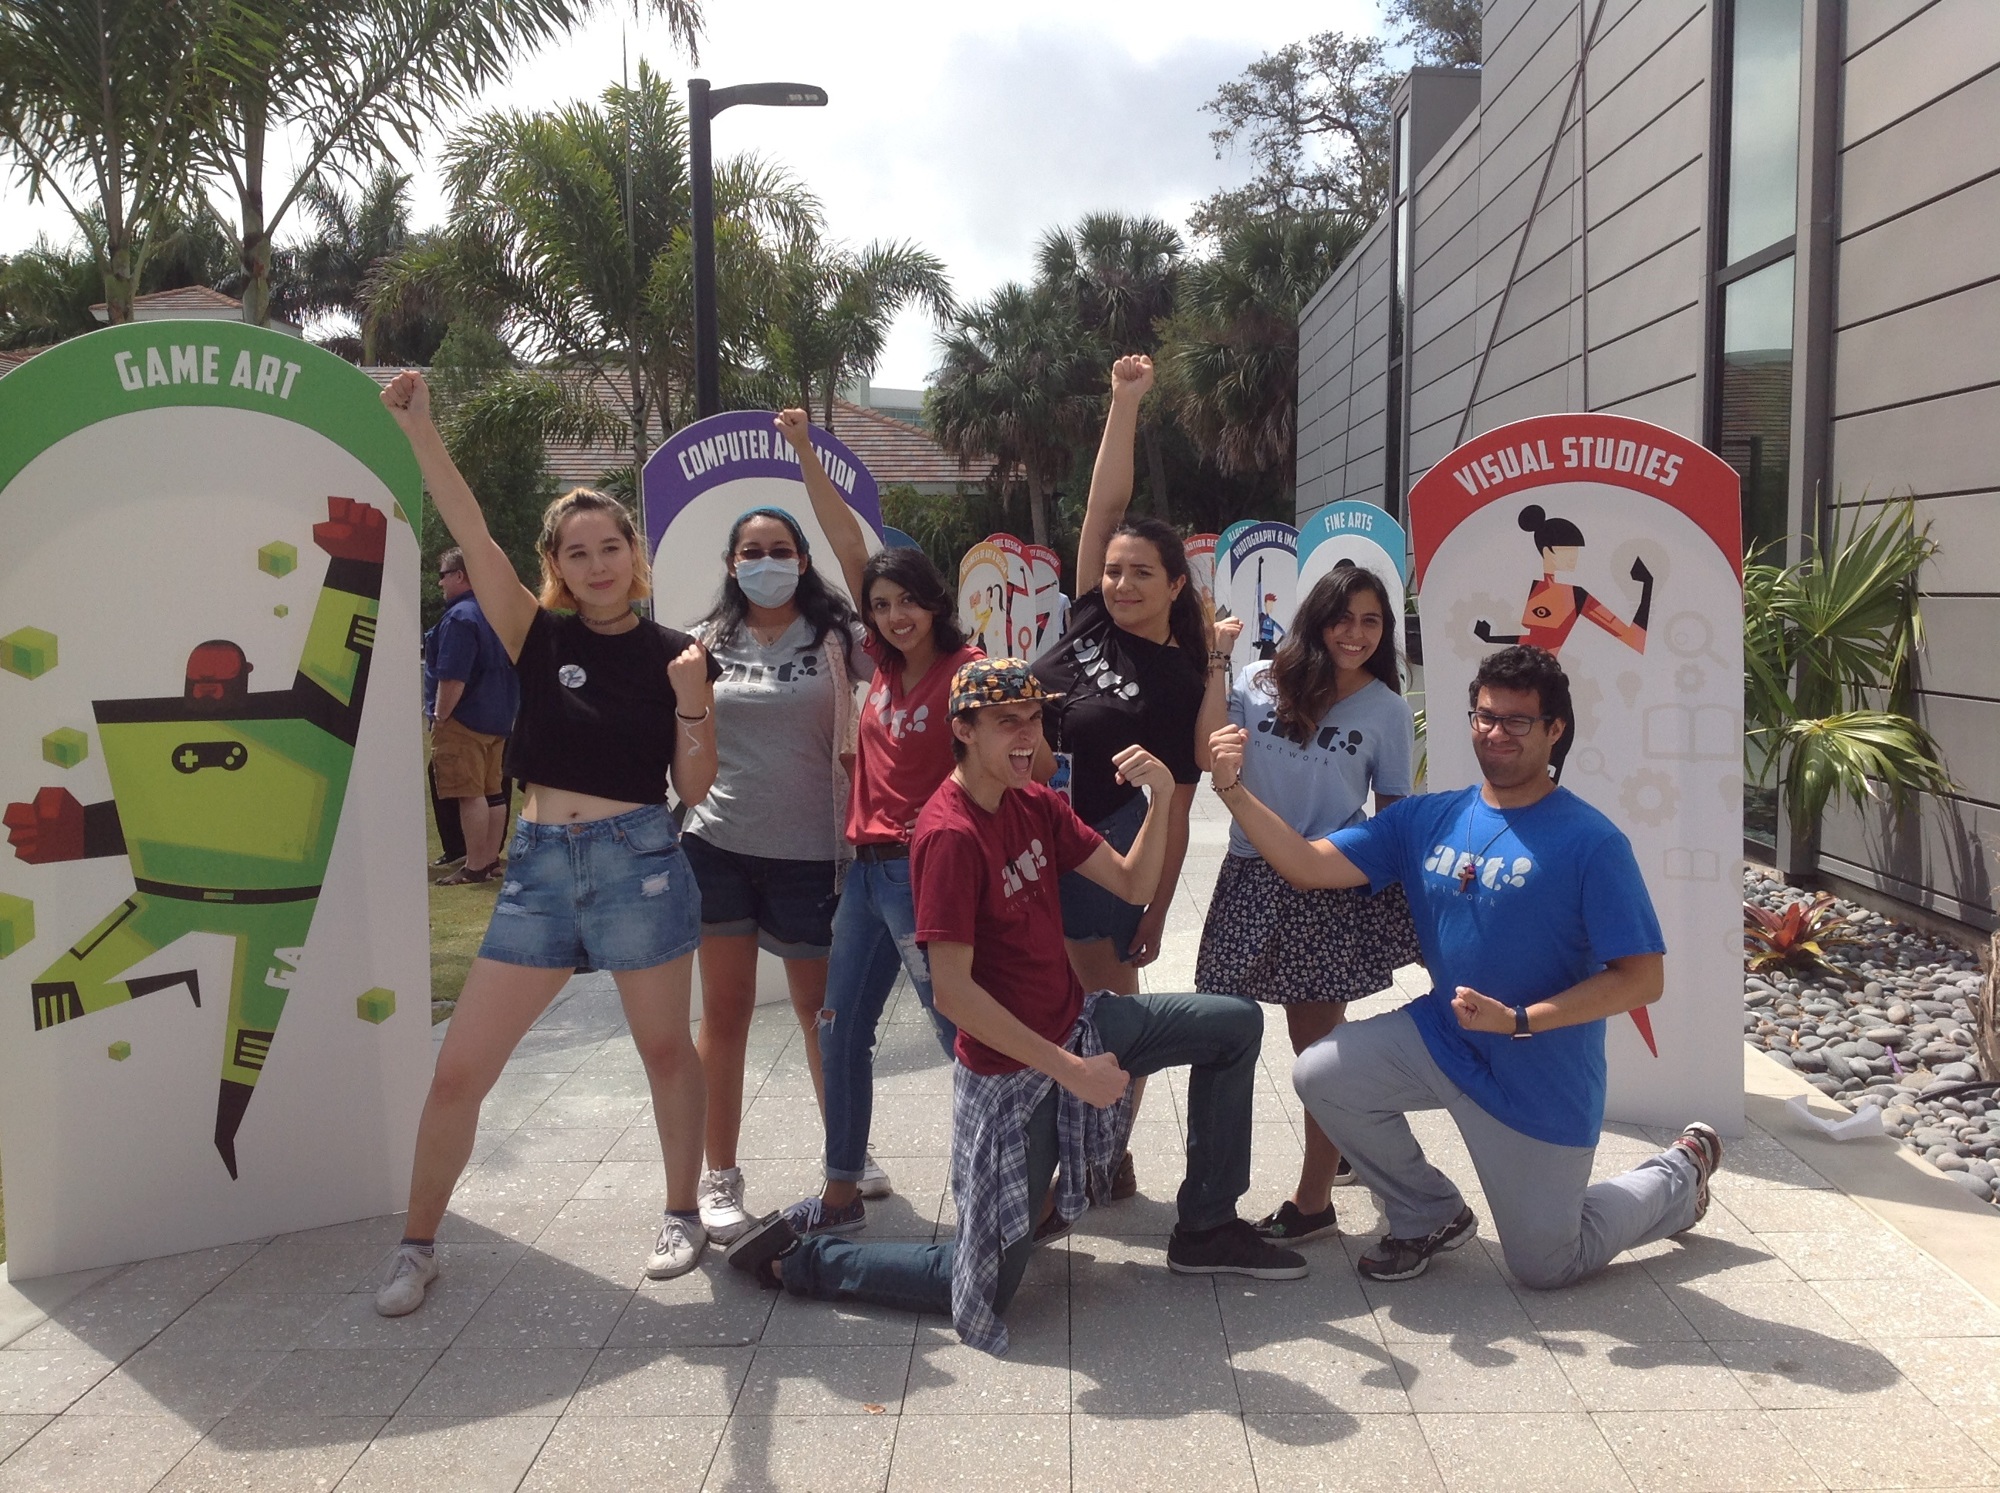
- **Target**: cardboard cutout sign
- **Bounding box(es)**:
[642,411,884,630]
[957,539,1012,658]
[0,323,431,1277]
[1184,534,1219,625]
[992,534,1037,660]
[1211,520,1254,621]
[1298,502,1408,657]
[1223,522,1299,674]
[1026,544,1064,658]
[1409,414,1742,1133]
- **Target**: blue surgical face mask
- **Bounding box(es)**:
[736,555,801,608]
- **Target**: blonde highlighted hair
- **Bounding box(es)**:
[537,487,653,611]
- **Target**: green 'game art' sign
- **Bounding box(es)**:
[0,323,432,1279]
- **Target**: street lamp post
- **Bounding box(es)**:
[688,78,828,418]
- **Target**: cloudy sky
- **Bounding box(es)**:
[0,0,1381,388]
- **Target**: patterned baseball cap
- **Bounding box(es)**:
[948,658,1061,715]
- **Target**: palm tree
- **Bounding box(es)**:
[929,282,1098,547]
[763,233,953,428]
[1157,211,1363,490]
[283,166,448,363]
[1744,498,1952,839]
[0,0,226,321]
[0,235,103,348]
[190,0,703,327]
[371,63,817,488]
[1038,212,1182,517]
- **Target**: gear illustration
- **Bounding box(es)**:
[1444,594,1513,663]
[1676,663,1704,694]
[1619,767,1679,826]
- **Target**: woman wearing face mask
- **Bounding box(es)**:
[684,410,875,1246]
[373,372,720,1317]
[778,534,983,1236]
[1198,564,1421,1243]
[1028,353,1233,1200]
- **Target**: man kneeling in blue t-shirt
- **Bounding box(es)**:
[1209,645,1721,1287]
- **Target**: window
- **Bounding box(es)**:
[1708,0,1802,849]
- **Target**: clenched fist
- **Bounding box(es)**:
[4,786,84,864]
[314,496,387,563]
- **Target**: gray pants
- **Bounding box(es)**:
[1292,1008,1700,1288]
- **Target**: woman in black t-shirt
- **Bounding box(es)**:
[374,372,721,1319]
[1029,355,1233,1186]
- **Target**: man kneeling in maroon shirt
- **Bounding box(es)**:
[725,659,1307,1354]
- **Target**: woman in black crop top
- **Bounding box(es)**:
[1026,354,1234,1191]
[374,372,721,1319]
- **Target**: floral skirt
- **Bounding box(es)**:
[1195,854,1423,1006]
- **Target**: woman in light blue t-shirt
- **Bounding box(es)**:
[1195,563,1422,1245]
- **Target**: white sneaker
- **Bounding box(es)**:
[698,1167,754,1243]
[374,1244,440,1317]
[645,1212,708,1279]
[858,1154,893,1200]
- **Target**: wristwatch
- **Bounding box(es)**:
[1512,1005,1533,1039]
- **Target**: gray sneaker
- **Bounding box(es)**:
[645,1212,708,1279]
[699,1167,754,1243]
[374,1244,440,1317]
[858,1154,893,1200]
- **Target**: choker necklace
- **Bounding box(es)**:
[580,610,632,631]
[1456,800,1512,895]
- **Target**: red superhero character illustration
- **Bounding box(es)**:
[1474,505,1653,655]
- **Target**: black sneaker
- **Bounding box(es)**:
[1253,1199,1340,1244]
[1670,1121,1722,1230]
[723,1211,799,1290]
[1356,1204,1478,1282]
[1331,1157,1358,1187]
[430,852,465,870]
[1167,1218,1308,1279]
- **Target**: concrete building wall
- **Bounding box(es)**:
[1295,0,2000,930]
[1814,0,2000,928]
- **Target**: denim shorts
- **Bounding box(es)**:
[1057,790,1148,961]
[477,804,702,972]
[680,831,838,959]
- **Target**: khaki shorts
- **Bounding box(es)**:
[432,716,506,798]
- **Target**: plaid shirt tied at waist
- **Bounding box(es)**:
[948,991,1133,1355]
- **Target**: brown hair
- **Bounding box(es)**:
[1260,563,1400,743]
[537,488,653,611]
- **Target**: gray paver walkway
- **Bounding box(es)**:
[3,789,1999,1491]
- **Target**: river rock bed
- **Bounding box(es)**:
[1743,869,1996,1210]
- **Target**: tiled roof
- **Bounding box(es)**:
[824,398,977,487]
[360,365,980,492]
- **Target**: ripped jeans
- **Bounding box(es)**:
[818,854,957,1183]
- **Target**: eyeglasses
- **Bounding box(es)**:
[439,567,464,580]
[1468,709,1553,737]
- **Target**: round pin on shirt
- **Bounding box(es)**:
[558,664,587,689]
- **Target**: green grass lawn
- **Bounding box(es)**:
[0,820,492,1265]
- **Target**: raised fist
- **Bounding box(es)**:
[380,369,432,433]
[774,408,813,452]
[1630,556,1654,584]
[4,786,84,864]
[667,640,713,703]
[1110,353,1154,400]
[1212,614,1243,652]
[314,496,388,563]
[1473,619,1495,643]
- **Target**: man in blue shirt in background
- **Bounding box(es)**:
[425,547,519,884]
[1210,644,1720,1288]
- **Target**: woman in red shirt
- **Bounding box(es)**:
[772,432,981,1236]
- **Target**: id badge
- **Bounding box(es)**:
[1049,750,1073,803]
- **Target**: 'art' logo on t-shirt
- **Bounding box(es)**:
[870,684,929,740]
[1254,709,1365,756]
[999,838,1050,897]
[1423,844,1534,891]
[722,654,819,688]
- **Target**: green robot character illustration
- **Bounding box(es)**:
[3,497,387,1178]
